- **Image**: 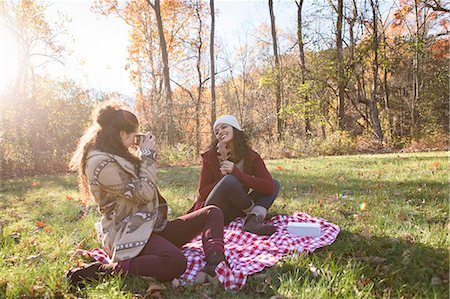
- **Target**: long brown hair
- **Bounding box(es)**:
[69,101,140,197]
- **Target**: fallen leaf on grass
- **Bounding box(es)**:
[361,226,371,239]
[35,220,46,228]
[29,284,45,296]
[400,232,415,242]
[26,254,42,265]
[397,211,408,221]
[66,195,74,201]
[171,278,180,289]
[359,275,371,286]
[31,181,41,187]
[145,283,165,299]
[4,255,18,265]
[401,250,411,265]
[254,273,272,293]
[276,165,285,171]
[9,232,21,244]
[23,237,38,248]
[430,161,441,170]
[360,256,386,264]
[431,276,442,285]
[309,263,319,278]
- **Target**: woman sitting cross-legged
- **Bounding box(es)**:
[66,101,226,286]
[188,115,280,236]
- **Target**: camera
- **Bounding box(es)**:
[135,133,146,145]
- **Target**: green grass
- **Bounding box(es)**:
[0,152,448,298]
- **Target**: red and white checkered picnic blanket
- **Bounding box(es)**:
[78,212,340,290]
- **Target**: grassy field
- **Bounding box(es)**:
[0,151,448,298]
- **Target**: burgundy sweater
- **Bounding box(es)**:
[188,148,275,213]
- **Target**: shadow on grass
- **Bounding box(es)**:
[275,229,448,298]
[276,170,448,203]
[68,228,448,298]
[0,173,78,197]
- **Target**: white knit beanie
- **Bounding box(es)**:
[213,115,242,131]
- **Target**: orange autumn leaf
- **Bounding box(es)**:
[276,165,285,171]
[35,220,46,228]
[430,161,441,170]
[66,195,74,201]
[31,181,41,187]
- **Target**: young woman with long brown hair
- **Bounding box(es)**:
[66,101,225,286]
[189,115,280,236]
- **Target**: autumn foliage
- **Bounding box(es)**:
[0,0,448,177]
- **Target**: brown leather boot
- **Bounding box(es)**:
[65,261,115,287]
[242,214,276,236]
[194,251,225,284]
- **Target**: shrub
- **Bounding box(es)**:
[355,135,385,153]
[158,143,198,167]
[316,130,356,156]
[402,133,449,153]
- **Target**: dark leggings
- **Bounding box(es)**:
[116,205,224,281]
[204,175,280,224]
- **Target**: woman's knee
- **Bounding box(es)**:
[204,205,224,223]
[220,175,240,188]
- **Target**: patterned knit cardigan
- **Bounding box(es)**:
[86,150,166,262]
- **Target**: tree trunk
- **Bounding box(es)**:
[269,0,283,138]
[210,0,216,142]
[381,28,393,141]
[369,0,383,141]
[146,0,175,145]
[296,0,311,138]
[411,0,421,138]
[195,4,203,155]
[336,0,346,130]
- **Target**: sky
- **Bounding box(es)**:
[0,0,301,97]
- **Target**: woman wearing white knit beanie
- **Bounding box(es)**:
[188,115,280,236]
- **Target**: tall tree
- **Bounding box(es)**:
[145,0,175,145]
[335,0,346,130]
[191,1,207,154]
[411,0,421,137]
[268,0,283,138]
[209,0,216,142]
[369,0,383,141]
[295,0,311,138]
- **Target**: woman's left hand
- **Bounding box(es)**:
[220,160,234,175]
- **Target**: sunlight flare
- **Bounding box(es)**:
[0,26,19,94]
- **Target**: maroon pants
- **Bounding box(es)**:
[116,205,224,281]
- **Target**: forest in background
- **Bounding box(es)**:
[0,0,449,177]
